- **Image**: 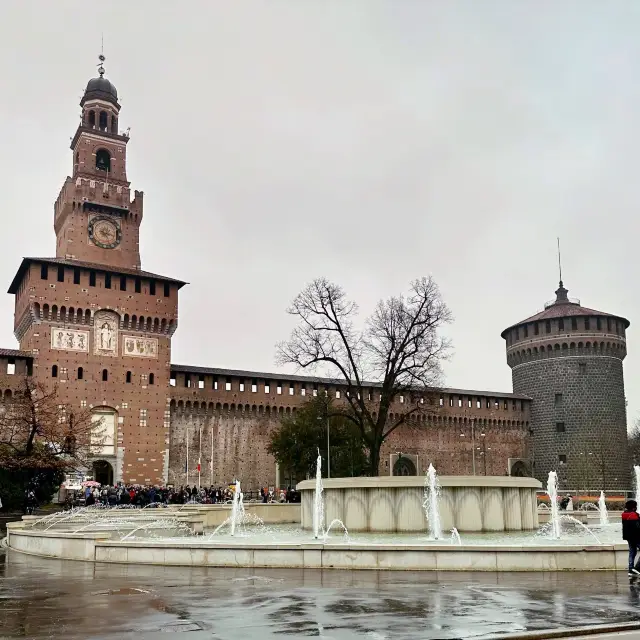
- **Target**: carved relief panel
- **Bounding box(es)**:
[123,336,158,358]
[93,310,119,357]
[51,328,89,352]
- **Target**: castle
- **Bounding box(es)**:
[0,62,630,490]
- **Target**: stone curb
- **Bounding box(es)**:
[495,621,640,639]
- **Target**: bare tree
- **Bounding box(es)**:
[629,420,640,468]
[276,276,452,475]
[0,377,100,471]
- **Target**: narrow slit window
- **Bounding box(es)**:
[102,369,108,381]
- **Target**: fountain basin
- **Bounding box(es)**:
[297,476,541,533]
[5,523,628,571]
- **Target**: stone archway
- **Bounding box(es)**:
[393,456,417,476]
[93,460,113,485]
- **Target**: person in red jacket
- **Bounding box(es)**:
[622,500,640,576]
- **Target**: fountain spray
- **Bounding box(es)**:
[598,491,609,526]
[313,451,324,540]
[423,464,442,540]
[546,471,561,540]
[230,479,241,537]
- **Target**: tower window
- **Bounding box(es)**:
[89,271,96,287]
[556,422,566,433]
[57,266,64,282]
[77,367,83,380]
[558,318,564,331]
[96,149,111,172]
[40,264,48,280]
[6,359,15,375]
[239,380,245,392]
[149,373,155,385]
[607,318,612,332]
[149,281,156,296]
[126,371,132,383]
[52,365,58,378]
[88,110,96,127]
[120,276,127,291]
[558,454,567,464]
[105,273,111,289]
[111,115,118,134]
[571,318,578,331]
[554,393,563,406]
[198,376,205,389]
[99,111,108,131]
[579,362,587,374]
[585,318,590,330]
[597,317,602,330]
[225,378,232,391]
[102,369,108,382]
[135,278,141,293]
[164,283,170,298]
[545,320,551,334]
[73,268,81,285]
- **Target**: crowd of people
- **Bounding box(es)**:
[66,483,301,508]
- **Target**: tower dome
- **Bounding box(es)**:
[82,76,118,106]
[80,55,119,108]
[502,281,630,490]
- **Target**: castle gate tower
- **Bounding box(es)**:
[502,281,630,490]
[7,57,186,485]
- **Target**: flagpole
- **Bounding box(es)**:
[210,428,214,486]
[198,426,202,490]
[186,426,189,487]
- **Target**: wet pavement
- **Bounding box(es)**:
[2,549,640,639]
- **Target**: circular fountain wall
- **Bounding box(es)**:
[297,476,541,533]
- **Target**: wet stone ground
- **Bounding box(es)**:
[2,549,640,639]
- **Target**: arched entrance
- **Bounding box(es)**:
[393,456,417,476]
[93,460,113,485]
[510,460,530,477]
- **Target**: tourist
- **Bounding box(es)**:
[622,499,640,577]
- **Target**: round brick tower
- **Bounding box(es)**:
[501,281,630,491]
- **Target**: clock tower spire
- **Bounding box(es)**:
[54,55,143,269]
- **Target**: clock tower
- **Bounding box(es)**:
[7,56,185,486]
[54,55,143,270]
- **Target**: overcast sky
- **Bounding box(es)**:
[1,2,639,424]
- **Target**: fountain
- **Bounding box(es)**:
[8,466,629,572]
[546,471,561,540]
[313,452,324,540]
[423,464,443,540]
[598,491,609,526]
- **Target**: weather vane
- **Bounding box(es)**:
[97,34,105,77]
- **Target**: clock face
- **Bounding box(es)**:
[88,216,121,249]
